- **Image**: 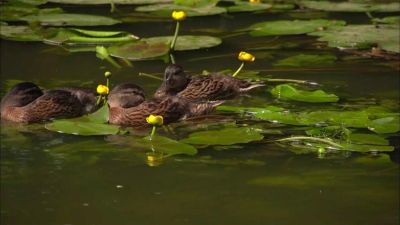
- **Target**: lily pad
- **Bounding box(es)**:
[143,35,222,51]
[135,3,226,17]
[300,1,400,12]
[180,127,264,146]
[174,0,219,7]
[21,13,121,26]
[372,16,400,25]
[0,5,63,21]
[0,25,43,41]
[249,19,346,36]
[368,116,400,134]
[45,105,124,136]
[108,40,170,61]
[227,2,272,13]
[310,24,400,53]
[271,84,339,103]
[47,0,172,4]
[274,54,337,67]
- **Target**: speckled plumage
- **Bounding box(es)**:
[1,82,98,123]
[154,64,264,101]
[108,83,223,127]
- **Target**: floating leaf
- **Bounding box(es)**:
[274,54,337,67]
[368,116,400,134]
[227,2,272,13]
[47,0,172,4]
[45,105,124,136]
[0,25,43,41]
[135,3,226,17]
[310,24,400,53]
[372,16,400,25]
[271,84,339,103]
[21,13,121,26]
[181,127,264,146]
[300,1,400,12]
[108,40,170,61]
[348,133,389,145]
[144,35,222,51]
[0,5,62,21]
[174,0,219,7]
[249,19,346,36]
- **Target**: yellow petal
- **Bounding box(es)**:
[172,10,187,21]
[146,114,164,126]
[249,0,261,3]
[96,84,109,95]
[238,51,255,62]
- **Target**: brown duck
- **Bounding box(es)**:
[108,83,223,127]
[1,82,98,123]
[154,64,265,100]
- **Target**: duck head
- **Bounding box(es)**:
[154,64,190,99]
[108,83,146,109]
[1,82,43,110]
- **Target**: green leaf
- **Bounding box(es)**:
[108,40,170,61]
[180,127,264,146]
[44,105,123,136]
[135,3,226,17]
[274,54,337,67]
[174,0,219,7]
[47,0,172,4]
[271,84,339,103]
[0,25,43,41]
[300,1,400,12]
[21,13,121,26]
[143,35,222,51]
[368,116,400,134]
[348,133,389,145]
[249,19,346,36]
[310,24,400,53]
[372,16,400,25]
[227,2,272,13]
[44,28,138,45]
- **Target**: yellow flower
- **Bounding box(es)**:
[96,84,109,95]
[146,114,164,126]
[104,71,112,78]
[172,10,187,21]
[238,51,255,62]
[249,0,261,3]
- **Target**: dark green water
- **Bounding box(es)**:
[1,7,399,225]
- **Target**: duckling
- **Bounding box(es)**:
[1,82,98,123]
[108,83,223,127]
[154,64,265,101]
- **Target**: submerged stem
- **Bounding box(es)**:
[170,21,180,50]
[232,62,244,77]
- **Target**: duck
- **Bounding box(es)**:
[1,82,98,123]
[154,64,265,101]
[108,83,223,127]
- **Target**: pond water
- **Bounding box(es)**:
[1,3,399,225]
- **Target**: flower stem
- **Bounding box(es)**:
[150,126,157,140]
[170,21,180,50]
[106,78,109,88]
[170,53,176,64]
[265,78,319,86]
[232,62,244,77]
[138,72,163,81]
[276,136,343,149]
[96,96,102,105]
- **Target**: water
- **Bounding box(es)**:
[1,7,399,225]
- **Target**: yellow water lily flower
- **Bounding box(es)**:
[146,114,164,126]
[238,51,256,62]
[96,84,109,95]
[249,0,261,3]
[172,10,187,21]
